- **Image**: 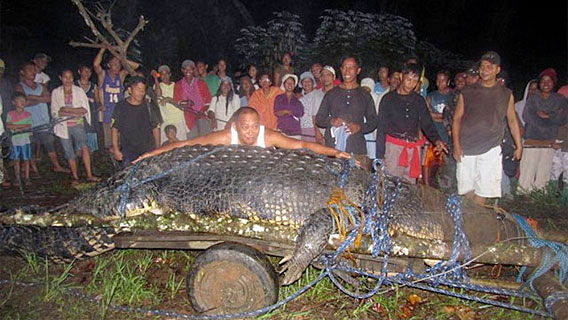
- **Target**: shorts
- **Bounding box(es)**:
[456,145,502,197]
[31,131,56,153]
[10,144,32,161]
[60,124,87,160]
[86,132,99,152]
[103,122,112,149]
[424,143,443,168]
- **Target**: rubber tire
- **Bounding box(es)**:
[186,242,279,315]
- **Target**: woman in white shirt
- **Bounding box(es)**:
[209,79,241,130]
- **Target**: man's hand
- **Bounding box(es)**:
[336,151,351,159]
[345,122,360,135]
[453,143,464,162]
[331,117,345,127]
[210,118,217,130]
[434,140,448,155]
[315,130,325,145]
[97,105,105,112]
[113,149,123,161]
[514,145,523,160]
[275,109,291,117]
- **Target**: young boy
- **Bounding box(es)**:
[111,76,161,167]
[6,92,33,185]
[161,124,179,147]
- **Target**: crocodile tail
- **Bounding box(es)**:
[0,225,116,263]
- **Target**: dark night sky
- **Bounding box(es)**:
[0,0,566,97]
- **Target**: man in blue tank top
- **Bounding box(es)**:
[15,61,68,173]
[93,47,139,150]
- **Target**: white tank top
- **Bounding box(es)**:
[230,125,266,147]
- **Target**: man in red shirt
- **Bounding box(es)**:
[173,60,212,139]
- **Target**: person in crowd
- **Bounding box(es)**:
[387,68,402,92]
[209,78,241,131]
[247,64,259,89]
[75,65,99,162]
[0,59,14,122]
[173,59,212,139]
[135,107,351,164]
[238,76,255,107]
[249,73,283,130]
[454,72,467,92]
[93,47,139,149]
[360,77,380,160]
[373,63,390,96]
[514,80,538,127]
[273,52,295,88]
[299,71,324,143]
[452,51,522,205]
[152,65,188,142]
[274,74,303,139]
[465,64,479,86]
[216,59,233,91]
[552,84,568,203]
[196,61,221,97]
[320,65,337,94]
[316,55,378,169]
[519,68,568,193]
[15,61,67,174]
[6,93,32,185]
[423,70,453,185]
[376,63,447,183]
[33,52,51,85]
[52,69,100,183]
[310,62,323,89]
[111,76,161,167]
[161,124,180,147]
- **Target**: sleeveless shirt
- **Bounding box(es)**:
[230,125,265,147]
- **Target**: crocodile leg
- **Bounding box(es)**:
[280,208,333,285]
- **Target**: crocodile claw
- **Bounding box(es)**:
[279,209,333,285]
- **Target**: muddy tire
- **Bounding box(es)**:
[186,242,279,315]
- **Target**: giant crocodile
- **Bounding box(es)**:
[0,145,553,285]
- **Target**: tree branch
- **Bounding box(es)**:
[99,12,124,47]
[69,41,120,50]
[70,0,110,46]
[124,16,148,50]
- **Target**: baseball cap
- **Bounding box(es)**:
[181,59,195,69]
[321,65,336,78]
[158,65,171,74]
[33,52,52,63]
[480,51,501,66]
[466,64,479,76]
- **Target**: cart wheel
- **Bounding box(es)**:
[187,242,279,315]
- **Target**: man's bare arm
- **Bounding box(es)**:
[93,48,105,77]
[506,94,523,160]
[133,129,231,163]
[451,94,465,162]
[266,129,350,159]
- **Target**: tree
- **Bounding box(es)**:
[235,11,307,73]
[68,0,147,76]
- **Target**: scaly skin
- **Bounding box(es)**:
[0,145,447,283]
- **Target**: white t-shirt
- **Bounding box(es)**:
[211,95,241,130]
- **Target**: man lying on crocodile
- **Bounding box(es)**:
[135,107,352,163]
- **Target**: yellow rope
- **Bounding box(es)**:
[327,187,366,258]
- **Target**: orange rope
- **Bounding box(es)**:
[327,187,366,261]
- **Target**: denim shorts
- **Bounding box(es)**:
[60,124,87,159]
[31,131,56,153]
[10,144,32,161]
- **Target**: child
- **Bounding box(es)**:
[6,92,33,185]
[161,124,179,147]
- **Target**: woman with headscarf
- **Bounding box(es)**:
[514,79,538,127]
[519,68,568,193]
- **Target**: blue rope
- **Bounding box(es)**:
[512,213,568,291]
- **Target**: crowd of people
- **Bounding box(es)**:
[0,48,567,206]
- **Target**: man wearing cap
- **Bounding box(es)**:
[299,71,324,143]
[320,65,337,94]
[465,65,479,86]
[93,47,140,150]
[173,59,212,139]
[316,55,378,170]
[33,53,51,85]
[452,51,522,205]
[152,65,188,142]
[519,68,568,193]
